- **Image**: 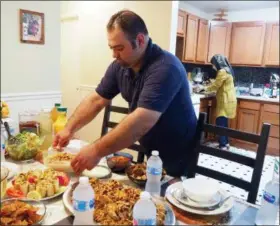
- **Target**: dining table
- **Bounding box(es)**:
[2,157,279,226]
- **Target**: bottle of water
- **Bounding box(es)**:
[133,191,156,225]
[255,158,280,225]
[1,139,5,162]
[145,150,162,196]
[73,177,95,225]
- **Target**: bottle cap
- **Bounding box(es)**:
[152,150,159,156]
[55,103,61,107]
[57,107,67,112]
[140,191,151,200]
[79,177,89,185]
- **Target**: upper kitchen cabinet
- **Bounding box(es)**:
[264,22,279,66]
[177,10,186,37]
[196,19,209,63]
[207,22,232,63]
[183,13,199,62]
[229,21,266,66]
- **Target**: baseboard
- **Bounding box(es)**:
[1,91,62,133]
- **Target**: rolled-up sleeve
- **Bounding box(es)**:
[95,62,120,100]
[137,65,183,113]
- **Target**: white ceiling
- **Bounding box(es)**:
[185,1,279,13]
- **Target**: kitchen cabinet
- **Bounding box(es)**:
[264,22,279,66]
[237,100,260,134]
[229,22,266,66]
[259,103,279,156]
[177,10,186,37]
[183,13,199,62]
[237,109,260,134]
[207,22,232,63]
[196,19,209,63]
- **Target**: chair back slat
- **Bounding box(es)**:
[248,123,270,203]
[110,106,129,114]
[101,103,146,163]
[188,112,271,204]
[203,124,260,144]
[199,144,255,167]
[107,121,118,129]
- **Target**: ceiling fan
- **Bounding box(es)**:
[212,8,228,21]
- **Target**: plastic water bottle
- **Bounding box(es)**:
[73,177,95,225]
[133,191,156,225]
[255,158,280,225]
[145,150,162,196]
[1,139,5,162]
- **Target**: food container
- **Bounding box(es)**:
[182,178,220,203]
[5,132,44,161]
[1,166,9,198]
[106,152,133,172]
[19,110,40,135]
[0,198,46,225]
[126,163,166,187]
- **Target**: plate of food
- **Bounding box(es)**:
[126,163,166,187]
[63,178,176,225]
[44,151,76,173]
[0,198,46,225]
[5,168,69,201]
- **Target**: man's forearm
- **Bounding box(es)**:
[66,92,109,133]
[94,108,161,158]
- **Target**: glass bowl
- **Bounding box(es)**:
[0,198,47,225]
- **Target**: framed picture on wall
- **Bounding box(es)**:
[19,9,45,44]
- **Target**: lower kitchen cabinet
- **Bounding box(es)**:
[199,97,279,156]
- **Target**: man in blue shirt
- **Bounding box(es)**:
[53,10,197,177]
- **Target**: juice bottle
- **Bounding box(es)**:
[53,107,68,135]
[51,103,61,123]
[39,108,53,151]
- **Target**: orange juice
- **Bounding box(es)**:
[51,103,61,123]
[53,107,68,135]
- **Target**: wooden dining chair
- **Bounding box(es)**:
[101,102,146,163]
[187,112,271,204]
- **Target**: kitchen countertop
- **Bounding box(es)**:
[192,93,279,104]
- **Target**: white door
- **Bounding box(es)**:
[61,16,81,119]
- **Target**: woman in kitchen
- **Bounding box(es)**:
[196,54,237,150]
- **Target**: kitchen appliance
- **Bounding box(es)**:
[191,68,204,84]
[270,73,279,98]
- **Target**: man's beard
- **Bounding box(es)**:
[117,58,130,68]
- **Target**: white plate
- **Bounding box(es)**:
[1,162,19,180]
[6,180,69,201]
[173,188,221,208]
[165,182,234,215]
[63,184,176,225]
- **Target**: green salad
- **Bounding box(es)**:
[5,132,43,161]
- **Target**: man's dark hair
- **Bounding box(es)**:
[107,10,149,48]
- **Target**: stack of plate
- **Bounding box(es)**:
[165,178,234,215]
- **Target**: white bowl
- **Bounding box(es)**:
[182,178,220,203]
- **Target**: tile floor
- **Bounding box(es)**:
[197,142,279,205]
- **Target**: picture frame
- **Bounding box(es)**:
[19,9,45,44]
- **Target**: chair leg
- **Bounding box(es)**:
[137,152,145,163]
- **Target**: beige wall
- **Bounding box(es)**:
[1,1,61,94]
[61,1,179,143]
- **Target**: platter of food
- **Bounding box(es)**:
[0,199,46,225]
[44,152,76,173]
[63,178,176,225]
[126,163,166,186]
[5,168,69,201]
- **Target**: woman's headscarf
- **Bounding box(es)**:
[210,54,235,78]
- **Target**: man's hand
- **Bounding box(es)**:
[70,144,101,175]
[52,127,73,149]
